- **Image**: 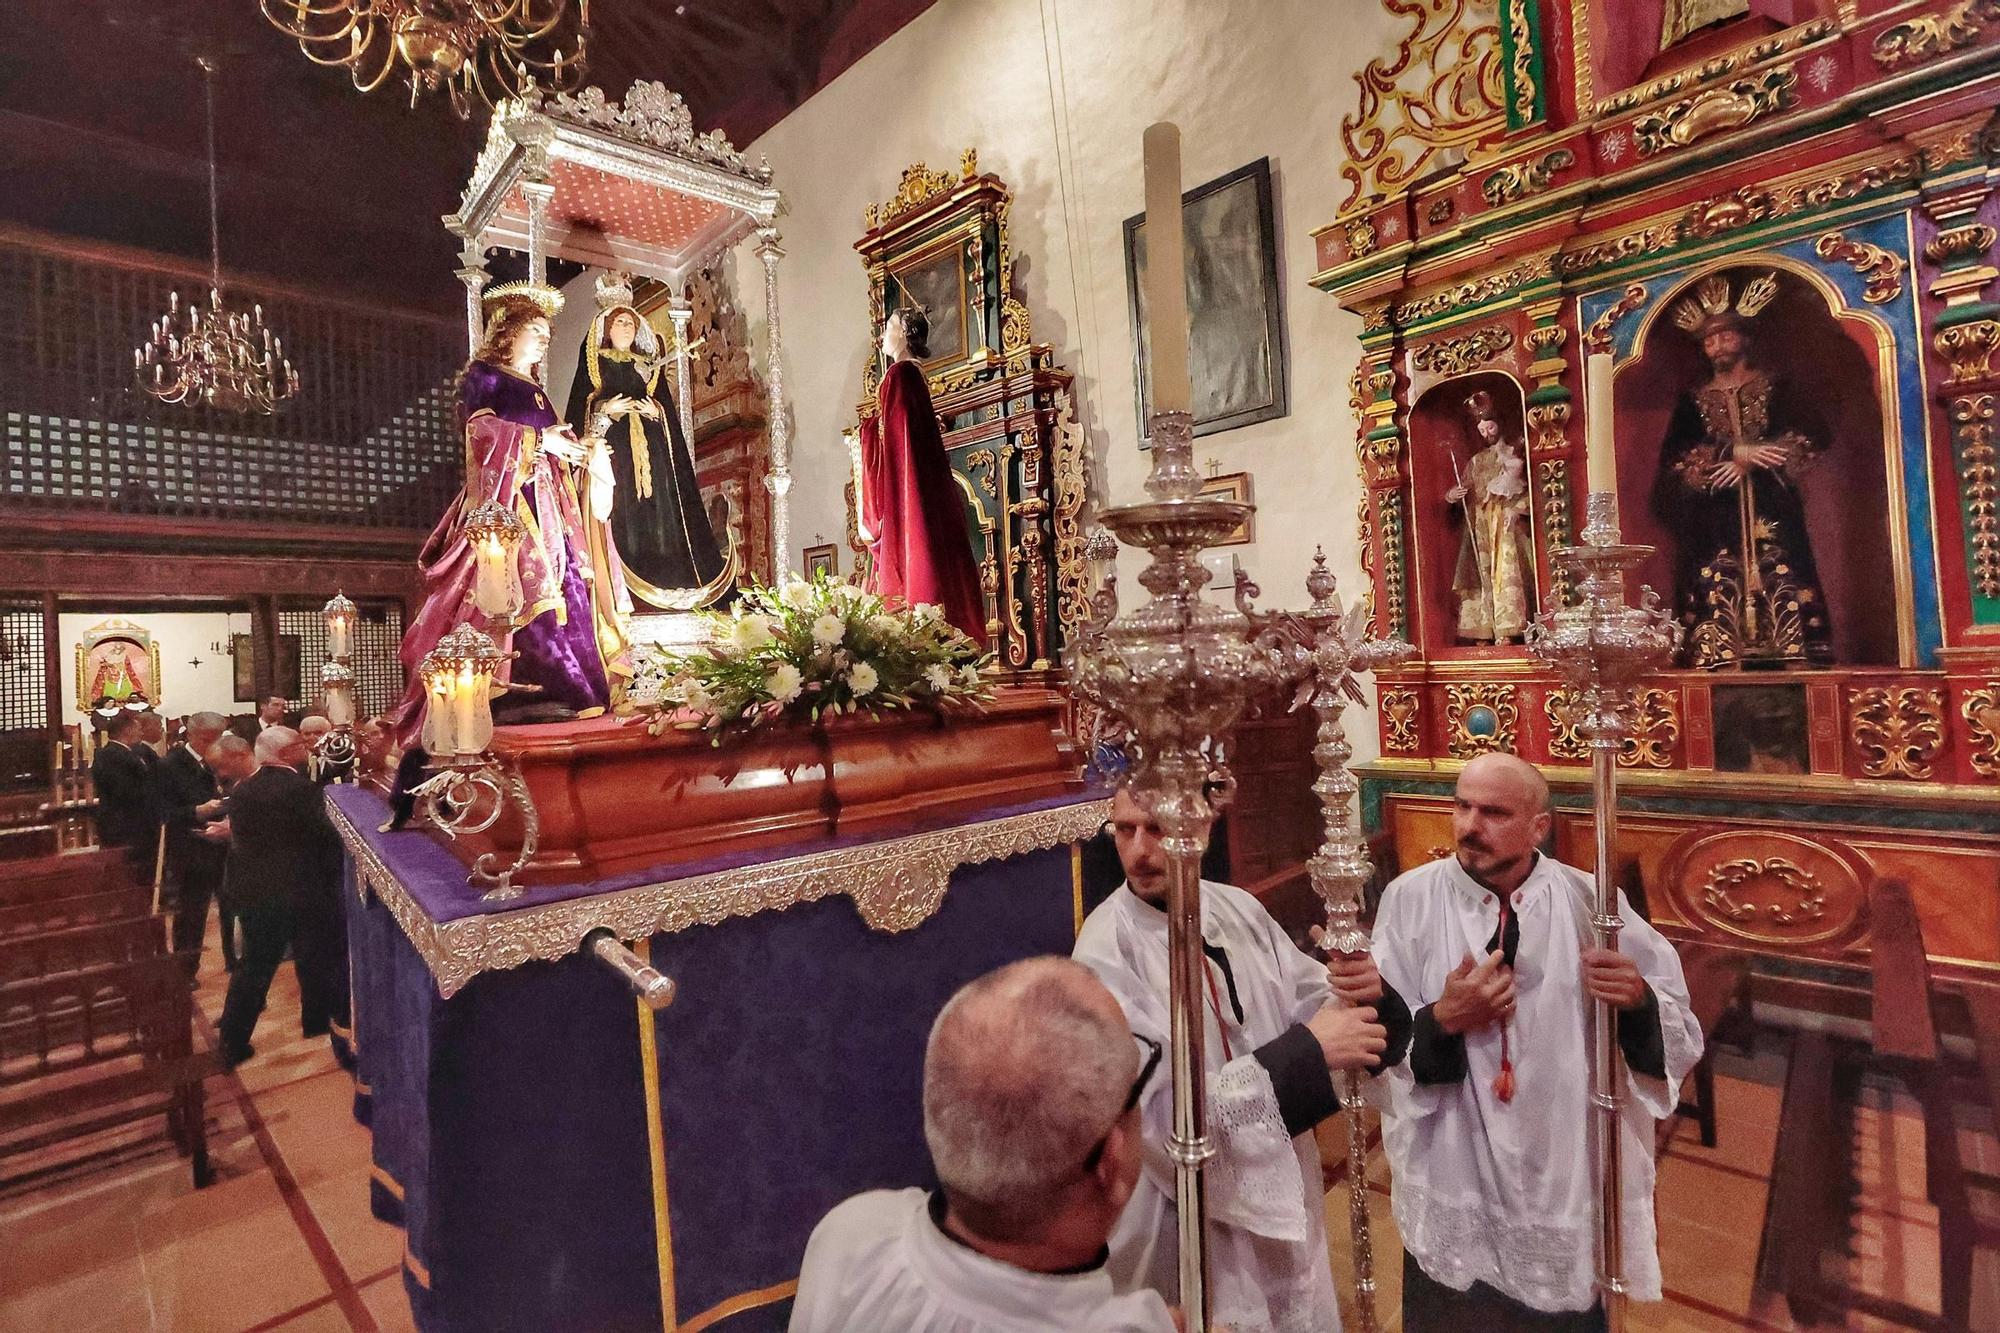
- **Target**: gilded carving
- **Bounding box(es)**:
[1583,284,1649,350]
[1347,217,1380,259]
[1703,857,1827,927]
[1535,456,1574,601]
[1848,686,1946,779]
[1505,0,1538,125]
[1962,683,2000,777]
[1632,67,1798,158]
[1051,388,1091,646]
[1481,148,1576,207]
[1338,0,1507,215]
[871,156,968,227]
[1872,0,1999,71]
[1382,688,1422,753]
[1597,18,1835,115]
[1524,323,1568,360]
[1412,325,1516,375]
[1621,687,1681,768]
[1445,682,1520,757]
[1380,492,1409,639]
[1812,231,1908,303]
[1950,392,1998,598]
[1392,255,1552,325]
[966,448,999,496]
[1939,322,2000,388]
[1925,223,1999,268]
[1544,687,1589,760]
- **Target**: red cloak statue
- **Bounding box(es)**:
[859,360,989,646]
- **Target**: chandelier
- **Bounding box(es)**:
[135,58,300,415]
[260,0,593,117]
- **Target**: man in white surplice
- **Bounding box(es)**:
[1074,786,1406,1333]
[1373,753,1703,1331]
[790,957,1182,1333]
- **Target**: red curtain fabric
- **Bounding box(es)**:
[859,360,989,646]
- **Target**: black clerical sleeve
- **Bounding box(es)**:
[1408,1005,1469,1085]
[1375,979,1413,1071]
[1252,1024,1341,1137]
[1616,982,1667,1079]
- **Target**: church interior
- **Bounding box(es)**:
[3,0,1999,1329]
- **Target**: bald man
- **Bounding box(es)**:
[1371,753,1701,1331]
[791,957,1181,1332]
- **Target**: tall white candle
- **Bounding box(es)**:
[1142,122,1192,417]
[328,617,351,661]
[452,664,478,755]
[1585,352,1619,497]
[325,685,353,728]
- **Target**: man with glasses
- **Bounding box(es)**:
[1074,786,1410,1332]
[791,957,1183,1332]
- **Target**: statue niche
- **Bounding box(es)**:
[1408,372,1539,655]
[1619,264,1895,669]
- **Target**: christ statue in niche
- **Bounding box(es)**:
[1650,272,1834,670]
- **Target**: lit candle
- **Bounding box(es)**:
[1142,122,1192,417]
[328,615,350,660]
[428,676,456,757]
[325,684,353,727]
[452,663,477,755]
[1585,352,1618,497]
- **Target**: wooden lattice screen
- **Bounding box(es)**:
[0,235,464,530]
[277,600,405,717]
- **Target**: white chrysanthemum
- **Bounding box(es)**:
[680,681,713,713]
[866,613,901,640]
[848,661,880,696]
[912,603,939,622]
[780,580,816,610]
[833,581,864,605]
[923,664,952,691]
[729,615,774,653]
[811,613,845,647]
[958,664,981,688]
[766,663,804,704]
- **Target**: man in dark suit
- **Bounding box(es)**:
[228,696,291,744]
[90,711,156,875]
[159,711,231,977]
[215,726,349,1067]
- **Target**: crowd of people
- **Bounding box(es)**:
[794,753,1700,1333]
[87,700,401,1068]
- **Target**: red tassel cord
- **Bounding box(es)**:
[1492,894,1515,1103]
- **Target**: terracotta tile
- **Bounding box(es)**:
[360,1271,421,1333]
[141,1199,331,1332]
[300,1167,405,1278]
[267,1300,352,1331]
[256,1071,372,1189]
[0,1254,154,1333]
[1656,1212,1759,1315]
[1654,1155,1770,1236]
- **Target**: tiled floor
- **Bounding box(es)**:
[5,945,1997,1331]
[0,927,414,1333]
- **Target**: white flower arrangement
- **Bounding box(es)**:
[632,572,993,742]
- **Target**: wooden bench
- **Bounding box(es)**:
[0,886,154,941]
[1753,1029,1841,1324]
[0,915,168,989]
[0,951,214,1188]
[0,850,136,909]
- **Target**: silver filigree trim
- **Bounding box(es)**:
[332,797,1109,998]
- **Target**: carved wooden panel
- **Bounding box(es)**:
[1658,829,1873,950]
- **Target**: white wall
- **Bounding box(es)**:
[58,612,249,722]
[739,0,1396,756]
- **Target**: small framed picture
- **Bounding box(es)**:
[1198,472,1253,546]
[803,543,839,579]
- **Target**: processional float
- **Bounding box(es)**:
[1069,122,1412,1333]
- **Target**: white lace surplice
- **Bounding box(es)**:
[1372,855,1704,1312]
[1073,882,1344,1333]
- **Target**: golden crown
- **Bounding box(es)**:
[593,270,636,310]
[480,280,564,319]
[1671,271,1778,333]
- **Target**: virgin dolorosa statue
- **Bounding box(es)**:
[566,274,734,610]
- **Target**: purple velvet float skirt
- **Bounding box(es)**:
[511,535,612,716]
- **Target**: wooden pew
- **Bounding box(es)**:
[1754,1030,1841,1324]
[0,886,154,941]
[0,850,137,909]
[0,916,168,989]
[1865,878,1972,1332]
[0,952,214,1188]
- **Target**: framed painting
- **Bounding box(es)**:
[1124,157,1288,440]
[234,633,302,704]
[1711,684,1810,775]
[1197,472,1254,546]
[886,240,971,371]
[803,543,839,580]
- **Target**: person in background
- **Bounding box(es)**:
[297,714,353,784]
[213,727,347,1068]
[199,733,261,972]
[159,712,230,977]
[354,716,398,794]
[231,695,290,742]
[791,957,1183,1333]
[90,710,156,876]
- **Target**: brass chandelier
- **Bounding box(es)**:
[260,0,593,117]
[135,57,300,415]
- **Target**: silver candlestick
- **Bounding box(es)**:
[1245,548,1413,1333]
[1524,491,1679,1332]
[1069,410,1288,1332]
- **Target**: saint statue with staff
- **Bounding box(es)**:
[1444,390,1535,643]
